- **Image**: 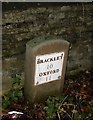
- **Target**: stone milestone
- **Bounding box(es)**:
[24,36,69,103]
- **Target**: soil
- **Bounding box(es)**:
[1,70,93,120]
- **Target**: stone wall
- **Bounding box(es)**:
[2,3,93,94]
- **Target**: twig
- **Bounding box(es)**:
[58,95,69,110]
[62,103,74,106]
[57,95,72,120]
[62,95,69,104]
[61,108,73,120]
[72,105,76,119]
[57,95,69,118]
[66,111,73,120]
[57,111,61,120]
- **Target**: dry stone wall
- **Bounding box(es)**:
[2,3,93,94]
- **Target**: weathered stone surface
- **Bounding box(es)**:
[2,4,92,57]
[2,3,93,94]
[2,54,25,94]
[0,59,2,96]
[25,36,69,103]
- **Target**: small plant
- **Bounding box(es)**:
[2,74,23,110]
[44,95,93,120]
[44,96,58,120]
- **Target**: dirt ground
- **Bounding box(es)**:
[1,70,93,120]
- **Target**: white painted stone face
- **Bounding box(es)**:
[35,52,64,85]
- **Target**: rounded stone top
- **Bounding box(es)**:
[26,35,70,48]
